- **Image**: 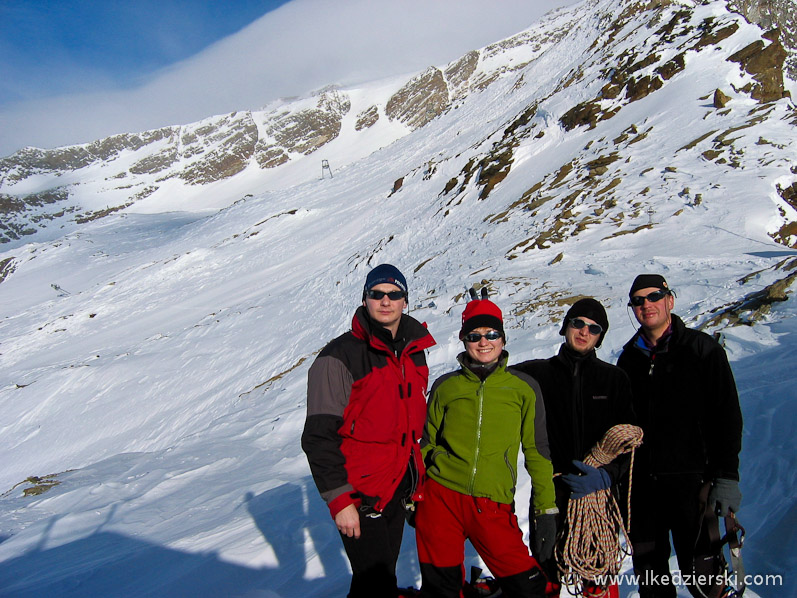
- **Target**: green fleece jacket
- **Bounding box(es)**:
[422,352,557,515]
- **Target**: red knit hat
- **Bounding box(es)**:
[460,297,504,340]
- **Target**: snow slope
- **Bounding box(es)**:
[0,0,795,596]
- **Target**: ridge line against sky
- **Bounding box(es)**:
[0,0,575,158]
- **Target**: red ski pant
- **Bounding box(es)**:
[415,478,538,579]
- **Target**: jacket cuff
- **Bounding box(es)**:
[328,492,361,518]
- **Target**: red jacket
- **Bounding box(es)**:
[302,307,436,516]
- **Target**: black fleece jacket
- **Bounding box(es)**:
[616,314,742,481]
[514,345,636,483]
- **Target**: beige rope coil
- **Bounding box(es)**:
[556,424,644,597]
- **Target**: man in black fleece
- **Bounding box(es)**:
[617,274,742,598]
[515,297,635,595]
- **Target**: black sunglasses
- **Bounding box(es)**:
[569,318,603,335]
[629,289,670,307]
[464,330,502,343]
[365,289,406,301]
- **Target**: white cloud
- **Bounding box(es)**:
[0,0,574,157]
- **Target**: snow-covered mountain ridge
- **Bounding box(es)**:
[0,0,795,596]
[0,4,575,244]
[1,0,793,248]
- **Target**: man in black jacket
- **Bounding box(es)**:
[515,297,635,595]
[617,274,743,598]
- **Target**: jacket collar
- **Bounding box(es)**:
[457,350,509,381]
[351,305,436,355]
[625,313,685,354]
[555,343,596,372]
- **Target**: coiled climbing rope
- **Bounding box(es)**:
[556,423,644,597]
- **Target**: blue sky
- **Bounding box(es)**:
[0,0,574,157]
[0,0,290,104]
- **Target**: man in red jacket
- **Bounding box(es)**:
[302,264,436,598]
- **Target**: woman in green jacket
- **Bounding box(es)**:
[415,290,557,598]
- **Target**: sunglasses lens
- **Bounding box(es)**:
[464,330,501,342]
[367,290,405,300]
[571,319,602,335]
[630,290,668,306]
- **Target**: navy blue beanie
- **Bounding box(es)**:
[363,264,408,295]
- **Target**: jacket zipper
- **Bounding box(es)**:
[573,359,583,461]
[468,380,485,495]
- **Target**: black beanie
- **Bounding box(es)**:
[629,274,670,298]
[559,297,609,347]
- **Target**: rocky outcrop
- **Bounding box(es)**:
[771,181,797,246]
[386,67,450,130]
[316,87,351,118]
[254,143,290,169]
[444,51,480,100]
[0,128,175,185]
[0,256,15,284]
[0,187,73,243]
[355,106,380,131]
[266,109,342,155]
[129,147,179,175]
[700,263,797,328]
[727,0,797,79]
[180,116,259,185]
[728,31,789,102]
[559,5,789,134]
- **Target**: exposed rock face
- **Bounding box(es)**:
[386,67,450,130]
[0,256,15,284]
[0,187,73,243]
[0,89,352,237]
[254,143,290,169]
[0,128,175,185]
[316,87,351,118]
[355,106,380,131]
[444,51,480,100]
[129,147,179,175]
[180,114,260,185]
[560,4,790,135]
[266,109,342,155]
[727,0,797,79]
[728,31,789,102]
[1,0,791,248]
[700,264,797,327]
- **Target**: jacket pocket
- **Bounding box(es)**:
[504,450,517,489]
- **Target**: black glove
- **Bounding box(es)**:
[533,513,557,562]
[561,460,612,499]
[708,478,741,515]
